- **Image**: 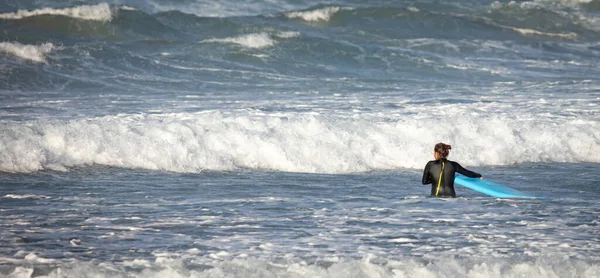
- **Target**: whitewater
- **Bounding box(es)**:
[0,0,599,277]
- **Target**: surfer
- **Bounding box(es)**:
[422,143,482,197]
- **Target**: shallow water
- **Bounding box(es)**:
[1,164,599,277]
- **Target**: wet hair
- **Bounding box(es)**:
[434,143,452,158]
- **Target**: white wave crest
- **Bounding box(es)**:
[0,42,54,63]
[0,3,112,22]
[285,6,348,22]
[509,26,578,39]
[275,31,301,39]
[0,112,598,174]
[1,254,599,278]
[3,194,50,199]
[202,33,275,49]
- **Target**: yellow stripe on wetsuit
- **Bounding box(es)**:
[435,161,445,196]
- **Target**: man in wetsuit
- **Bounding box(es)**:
[422,143,482,197]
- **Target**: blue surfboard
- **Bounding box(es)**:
[454,175,545,199]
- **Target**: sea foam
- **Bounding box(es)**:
[0,112,598,173]
[202,33,280,49]
[1,254,598,278]
[0,42,54,63]
[0,3,112,22]
[285,6,349,22]
[504,25,577,39]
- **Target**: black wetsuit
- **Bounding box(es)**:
[422,158,481,197]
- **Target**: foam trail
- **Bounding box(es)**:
[202,33,275,49]
[0,3,112,22]
[0,42,54,63]
[493,0,594,10]
[505,26,577,39]
[0,112,598,174]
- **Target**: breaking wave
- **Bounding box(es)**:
[284,6,349,22]
[0,42,54,63]
[0,3,112,22]
[0,112,598,174]
[1,252,599,278]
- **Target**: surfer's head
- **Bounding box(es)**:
[434,143,451,159]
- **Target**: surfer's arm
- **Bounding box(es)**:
[422,161,432,184]
[454,162,482,178]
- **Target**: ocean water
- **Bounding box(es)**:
[1,0,599,277]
